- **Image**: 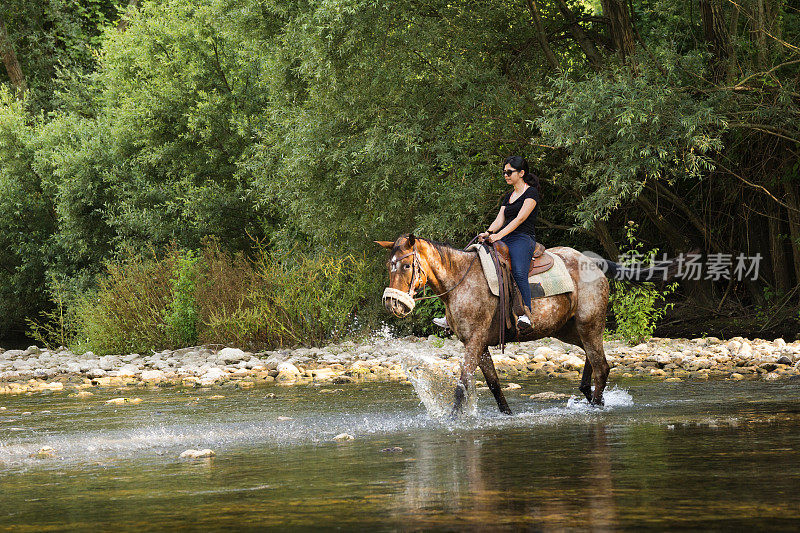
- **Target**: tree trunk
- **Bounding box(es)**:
[0,15,26,96]
[767,209,790,292]
[525,0,560,71]
[600,0,635,62]
[591,219,619,259]
[553,0,603,68]
[782,180,800,286]
[728,2,741,82]
[636,192,691,253]
[699,0,733,83]
[754,0,767,70]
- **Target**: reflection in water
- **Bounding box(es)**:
[392,422,619,530]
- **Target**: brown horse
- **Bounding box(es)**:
[377,234,614,415]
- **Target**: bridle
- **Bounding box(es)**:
[382,237,479,316]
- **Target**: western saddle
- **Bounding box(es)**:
[528,242,553,275]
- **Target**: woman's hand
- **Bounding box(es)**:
[486,233,502,243]
[478,231,490,242]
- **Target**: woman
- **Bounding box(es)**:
[434,155,539,330]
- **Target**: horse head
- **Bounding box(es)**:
[375,234,429,318]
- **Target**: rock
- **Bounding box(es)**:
[275,361,301,382]
[333,433,354,441]
[105,397,142,405]
[200,368,227,385]
[312,368,337,381]
[664,377,683,382]
[140,369,166,382]
[503,382,522,390]
[26,345,41,355]
[179,449,215,459]
[277,416,293,421]
[729,373,744,381]
[117,364,139,377]
[687,358,713,371]
[70,391,94,398]
[218,347,246,364]
[776,355,792,365]
[87,368,107,378]
[12,360,31,371]
[207,395,225,400]
[529,391,570,400]
[380,447,403,453]
[30,446,56,459]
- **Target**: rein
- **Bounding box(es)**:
[411,235,481,302]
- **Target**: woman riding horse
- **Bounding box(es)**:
[435,155,539,331]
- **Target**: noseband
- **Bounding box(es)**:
[382,243,426,314]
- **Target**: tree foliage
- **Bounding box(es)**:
[1,0,799,339]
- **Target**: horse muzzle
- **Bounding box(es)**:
[382,287,416,318]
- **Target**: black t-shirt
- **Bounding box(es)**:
[501,186,539,239]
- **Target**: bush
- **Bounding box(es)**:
[609,222,677,345]
[37,240,374,354]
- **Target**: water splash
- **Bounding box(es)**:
[565,386,634,410]
[401,353,476,418]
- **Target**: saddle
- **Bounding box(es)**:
[483,241,552,352]
[528,242,554,275]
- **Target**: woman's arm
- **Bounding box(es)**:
[488,198,536,242]
[479,207,506,241]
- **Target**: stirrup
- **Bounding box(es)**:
[433,317,449,329]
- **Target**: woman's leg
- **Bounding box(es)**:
[502,233,535,311]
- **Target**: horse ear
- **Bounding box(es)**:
[408,233,415,246]
[374,241,394,249]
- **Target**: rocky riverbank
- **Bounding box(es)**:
[1,335,799,395]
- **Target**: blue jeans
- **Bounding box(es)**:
[501,232,535,311]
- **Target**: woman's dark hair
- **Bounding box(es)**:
[503,155,539,190]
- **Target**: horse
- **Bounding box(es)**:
[377,233,615,415]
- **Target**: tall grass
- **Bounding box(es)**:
[31,240,373,354]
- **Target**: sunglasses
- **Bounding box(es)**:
[503,169,518,176]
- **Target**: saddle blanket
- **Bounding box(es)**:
[466,245,575,299]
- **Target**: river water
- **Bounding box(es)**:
[1,376,799,530]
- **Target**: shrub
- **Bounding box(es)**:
[46,240,374,354]
[75,246,182,355]
[609,222,677,345]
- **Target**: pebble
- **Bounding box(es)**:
[333,433,354,441]
[30,446,56,459]
[179,449,215,459]
[0,337,797,396]
[105,397,143,405]
[380,447,403,453]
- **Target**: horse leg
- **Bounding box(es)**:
[579,360,593,403]
[451,342,480,418]
[555,320,593,402]
[478,347,512,415]
[577,323,610,406]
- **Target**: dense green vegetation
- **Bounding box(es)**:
[1,0,798,349]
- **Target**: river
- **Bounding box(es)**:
[1,376,799,530]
